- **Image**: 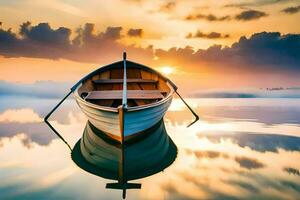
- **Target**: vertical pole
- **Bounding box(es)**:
[122,51,127,108]
[118,105,125,144]
[118,105,126,198]
[119,51,127,143]
[120,139,126,199]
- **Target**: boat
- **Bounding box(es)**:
[44,52,199,143]
[71,119,177,199]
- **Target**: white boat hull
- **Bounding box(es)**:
[75,94,173,141]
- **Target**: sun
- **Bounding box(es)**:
[158,66,175,75]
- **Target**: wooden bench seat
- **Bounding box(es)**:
[85,90,164,100]
[93,79,157,84]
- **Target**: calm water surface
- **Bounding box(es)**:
[0,97,300,200]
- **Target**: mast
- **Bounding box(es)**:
[122,51,127,108]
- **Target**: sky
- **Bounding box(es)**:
[0,0,300,92]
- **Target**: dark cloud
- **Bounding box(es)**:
[235,170,300,199]
[186,31,229,39]
[156,32,300,73]
[235,10,268,21]
[127,28,143,37]
[74,23,122,46]
[284,167,300,177]
[226,180,260,193]
[0,22,299,76]
[235,156,265,170]
[0,22,71,59]
[199,133,300,153]
[280,181,300,193]
[281,5,300,14]
[185,13,231,21]
[186,149,229,159]
[159,2,176,12]
[185,10,267,22]
[20,22,71,46]
[0,22,153,63]
[0,122,56,146]
[225,0,288,8]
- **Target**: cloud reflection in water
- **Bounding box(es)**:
[0,96,300,199]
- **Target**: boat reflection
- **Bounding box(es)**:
[71,119,177,199]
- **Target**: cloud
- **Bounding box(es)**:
[0,80,71,99]
[0,22,299,76]
[192,92,257,98]
[164,172,241,200]
[284,167,300,177]
[185,10,267,22]
[185,149,229,159]
[0,22,154,63]
[0,22,72,59]
[20,22,71,47]
[281,5,300,14]
[155,32,300,74]
[127,28,143,37]
[235,156,265,170]
[199,133,300,153]
[159,1,176,12]
[0,122,56,146]
[185,13,231,21]
[191,88,300,98]
[160,183,198,200]
[224,0,288,8]
[186,31,229,39]
[225,180,260,193]
[0,108,42,123]
[235,10,268,21]
[280,181,300,193]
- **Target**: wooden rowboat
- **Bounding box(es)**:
[73,55,176,142]
[44,52,199,143]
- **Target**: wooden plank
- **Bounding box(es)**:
[88,99,114,107]
[141,70,152,80]
[157,78,170,93]
[112,83,122,90]
[127,68,141,79]
[139,83,157,90]
[99,71,110,79]
[127,82,146,106]
[110,68,123,79]
[91,74,100,81]
[93,79,157,84]
[86,90,164,100]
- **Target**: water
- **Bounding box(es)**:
[0,96,300,200]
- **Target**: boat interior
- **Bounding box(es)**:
[78,63,172,108]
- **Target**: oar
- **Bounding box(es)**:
[44,59,101,121]
[44,90,73,121]
[44,88,75,150]
[175,90,199,127]
[45,119,72,151]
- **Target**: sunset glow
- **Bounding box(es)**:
[1,1,300,200]
[158,66,175,75]
[0,0,299,91]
